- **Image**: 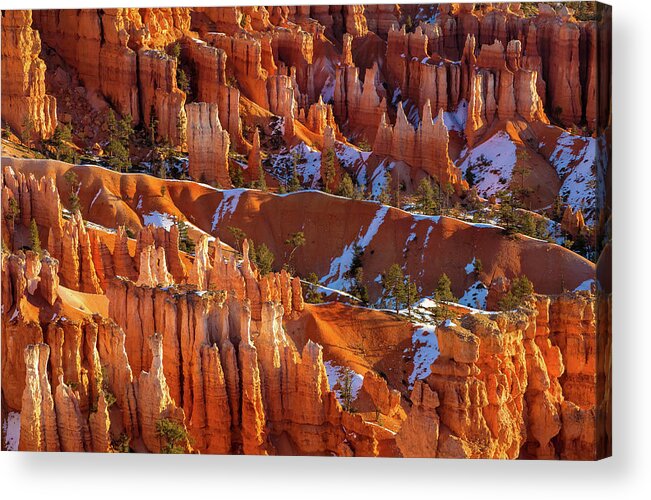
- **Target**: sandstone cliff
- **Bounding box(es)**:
[1,10,57,141]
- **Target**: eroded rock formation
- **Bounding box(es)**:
[186,102,231,187]
[1,10,57,140]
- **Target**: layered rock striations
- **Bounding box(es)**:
[186,102,231,187]
[138,49,187,147]
[1,10,57,141]
[394,293,600,459]
[374,101,467,189]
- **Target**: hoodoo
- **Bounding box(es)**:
[1,3,611,461]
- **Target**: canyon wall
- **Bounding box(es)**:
[1,10,57,140]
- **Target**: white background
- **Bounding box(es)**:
[1,0,648,498]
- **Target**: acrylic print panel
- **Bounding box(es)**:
[0,2,611,459]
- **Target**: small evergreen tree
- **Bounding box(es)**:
[416,177,440,215]
[2,124,12,139]
[29,219,42,255]
[434,273,456,302]
[5,197,20,225]
[473,258,483,276]
[382,263,405,312]
[229,164,244,188]
[105,109,133,172]
[337,366,356,412]
[378,170,392,205]
[257,163,267,191]
[64,170,82,214]
[322,148,336,193]
[284,231,306,266]
[338,173,355,198]
[254,242,274,275]
[227,226,247,253]
[51,124,74,162]
[304,272,325,304]
[552,195,564,222]
[21,115,34,148]
[177,220,196,255]
[498,275,534,310]
[402,274,418,317]
[288,164,301,192]
[155,418,189,454]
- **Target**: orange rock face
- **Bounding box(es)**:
[1,4,609,460]
[1,10,57,141]
[186,102,231,187]
[374,102,467,189]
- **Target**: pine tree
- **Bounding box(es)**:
[51,124,74,162]
[403,274,418,317]
[434,273,456,302]
[473,258,483,276]
[254,243,274,275]
[64,170,82,214]
[322,148,336,193]
[378,170,392,205]
[257,163,267,191]
[229,164,244,188]
[304,272,325,304]
[227,226,247,253]
[21,115,34,148]
[29,219,42,255]
[284,231,306,266]
[552,195,563,222]
[338,173,355,198]
[105,109,132,172]
[337,366,355,412]
[416,177,440,215]
[5,197,20,225]
[498,275,534,310]
[177,220,196,255]
[382,263,405,312]
[288,164,301,192]
[350,267,370,305]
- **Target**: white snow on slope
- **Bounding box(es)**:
[548,132,598,224]
[432,99,468,133]
[458,131,517,198]
[367,160,392,199]
[459,281,488,310]
[211,189,245,230]
[324,361,364,403]
[320,75,335,103]
[322,205,389,290]
[336,142,371,170]
[408,324,439,388]
[271,143,322,188]
[143,211,175,231]
[2,412,20,451]
[574,279,595,292]
[90,189,102,209]
[464,257,477,274]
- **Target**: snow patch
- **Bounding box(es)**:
[320,75,335,103]
[548,132,598,224]
[211,189,245,230]
[143,211,175,231]
[324,361,364,403]
[322,205,389,290]
[3,412,20,451]
[408,324,439,388]
[90,189,102,209]
[459,281,488,310]
[458,131,517,198]
[574,279,595,292]
[432,99,468,132]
